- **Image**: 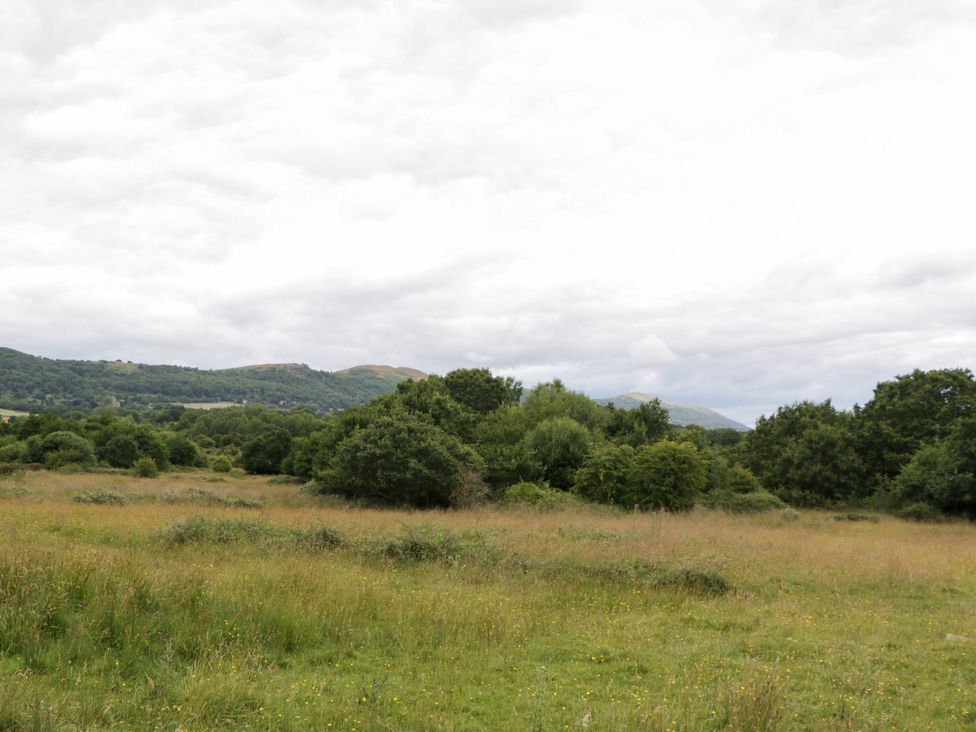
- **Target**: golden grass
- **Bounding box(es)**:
[1,469,975,730]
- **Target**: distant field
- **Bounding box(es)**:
[176,401,240,410]
[1,471,974,730]
[0,408,28,417]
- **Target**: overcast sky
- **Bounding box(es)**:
[2,0,975,425]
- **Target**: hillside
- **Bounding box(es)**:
[0,348,425,413]
[597,392,750,431]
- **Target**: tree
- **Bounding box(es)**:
[625,440,706,511]
[520,416,592,490]
[740,401,863,505]
[166,433,206,467]
[605,401,670,447]
[241,428,293,474]
[37,430,97,469]
[443,368,522,414]
[573,443,635,504]
[856,368,976,484]
[893,415,976,517]
[317,412,483,507]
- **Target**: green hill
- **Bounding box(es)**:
[597,392,750,431]
[0,348,425,413]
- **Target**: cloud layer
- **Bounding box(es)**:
[2,0,975,424]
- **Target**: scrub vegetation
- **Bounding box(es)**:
[1,470,975,731]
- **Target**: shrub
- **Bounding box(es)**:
[163,516,271,545]
[38,431,97,469]
[133,457,159,478]
[653,568,731,597]
[573,444,634,504]
[504,481,578,508]
[625,440,706,511]
[317,412,483,508]
[704,490,786,514]
[299,526,345,550]
[73,490,127,505]
[896,502,944,523]
[211,455,233,473]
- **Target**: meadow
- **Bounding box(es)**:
[1,470,974,731]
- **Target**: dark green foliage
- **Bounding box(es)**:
[166,433,206,467]
[605,401,670,447]
[573,443,635,504]
[241,428,293,475]
[317,413,483,508]
[625,440,706,511]
[94,421,170,469]
[740,401,863,505]
[443,368,522,414]
[892,416,976,517]
[393,377,479,440]
[520,416,592,489]
[856,368,976,483]
[38,430,97,469]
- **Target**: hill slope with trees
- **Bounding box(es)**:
[0,348,422,413]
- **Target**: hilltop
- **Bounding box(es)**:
[0,348,426,414]
[597,392,750,431]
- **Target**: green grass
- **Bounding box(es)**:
[0,408,29,417]
[0,471,974,730]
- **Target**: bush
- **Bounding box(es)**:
[211,455,233,473]
[504,481,578,508]
[625,440,706,511]
[74,490,127,505]
[317,412,483,508]
[38,431,96,469]
[573,444,634,504]
[133,457,159,478]
[896,502,944,523]
[163,516,272,545]
[703,490,786,514]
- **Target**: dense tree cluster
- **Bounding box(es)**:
[2,364,974,519]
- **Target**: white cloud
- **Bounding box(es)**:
[1,0,975,424]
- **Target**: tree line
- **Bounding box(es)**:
[2,366,974,519]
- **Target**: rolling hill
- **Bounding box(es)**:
[0,348,426,414]
[597,392,750,431]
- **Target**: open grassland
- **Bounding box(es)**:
[1,472,975,731]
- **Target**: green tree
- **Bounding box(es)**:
[893,415,976,517]
[856,368,976,484]
[38,431,97,469]
[573,443,635,504]
[241,428,293,474]
[443,368,522,414]
[605,401,670,447]
[740,401,863,505]
[520,416,592,490]
[317,412,483,507]
[625,440,706,511]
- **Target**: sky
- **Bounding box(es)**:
[2,0,975,426]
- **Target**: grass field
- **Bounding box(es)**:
[1,471,974,731]
[0,408,28,418]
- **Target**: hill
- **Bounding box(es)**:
[597,392,750,431]
[0,348,426,413]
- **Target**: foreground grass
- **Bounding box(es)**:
[1,471,975,730]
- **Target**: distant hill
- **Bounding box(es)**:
[0,348,426,413]
[597,392,750,431]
